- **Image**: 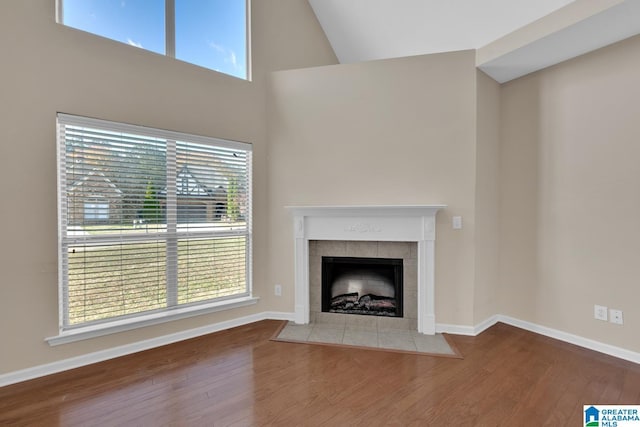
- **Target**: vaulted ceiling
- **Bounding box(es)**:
[308,0,640,82]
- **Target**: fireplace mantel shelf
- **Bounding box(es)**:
[286,205,447,217]
[286,204,446,335]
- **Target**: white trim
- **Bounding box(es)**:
[286,205,447,218]
[286,205,445,334]
[2,311,295,388]
[46,297,259,346]
[261,311,296,322]
[2,311,638,388]
[438,314,640,364]
[57,113,253,152]
[435,323,477,336]
[473,314,501,335]
[437,315,502,336]
[496,315,640,365]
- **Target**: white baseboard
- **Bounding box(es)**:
[1,311,637,388]
[436,315,500,336]
[473,314,501,335]
[435,323,476,335]
[261,311,296,321]
[440,314,640,365]
[496,315,640,365]
[0,311,295,388]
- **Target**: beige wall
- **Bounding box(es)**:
[500,34,640,352]
[0,0,336,374]
[267,51,479,326]
[267,33,640,354]
[2,0,638,378]
[473,70,501,323]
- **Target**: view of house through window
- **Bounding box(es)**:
[59,0,248,80]
[57,114,252,329]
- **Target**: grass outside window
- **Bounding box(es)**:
[67,237,246,326]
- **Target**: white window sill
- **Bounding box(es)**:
[46,296,259,346]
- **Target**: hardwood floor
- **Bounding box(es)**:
[1,320,638,426]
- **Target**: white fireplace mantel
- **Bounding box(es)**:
[286,205,446,334]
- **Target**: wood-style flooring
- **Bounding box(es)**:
[1,320,638,426]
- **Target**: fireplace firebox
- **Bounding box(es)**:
[321,256,403,317]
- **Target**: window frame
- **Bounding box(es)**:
[55,0,252,81]
[49,113,256,346]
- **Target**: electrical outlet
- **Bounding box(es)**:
[594,305,608,321]
[274,284,282,296]
[609,309,623,325]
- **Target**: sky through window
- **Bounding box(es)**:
[61,0,247,79]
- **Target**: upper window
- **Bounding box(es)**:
[58,0,249,80]
[57,114,252,330]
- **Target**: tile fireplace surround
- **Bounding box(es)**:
[310,240,416,328]
[286,205,445,334]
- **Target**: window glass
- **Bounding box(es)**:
[59,0,249,80]
[175,0,247,79]
[62,0,165,55]
[58,114,252,329]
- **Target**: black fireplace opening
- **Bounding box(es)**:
[321,256,403,317]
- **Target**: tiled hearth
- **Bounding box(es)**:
[276,321,457,355]
[309,240,418,330]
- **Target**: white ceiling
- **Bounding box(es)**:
[308,0,577,64]
[308,0,640,82]
[478,0,640,82]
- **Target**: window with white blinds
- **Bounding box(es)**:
[57,114,252,331]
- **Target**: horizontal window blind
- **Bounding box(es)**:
[57,114,252,330]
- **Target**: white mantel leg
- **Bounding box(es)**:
[418,239,436,334]
[293,216,309,324]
